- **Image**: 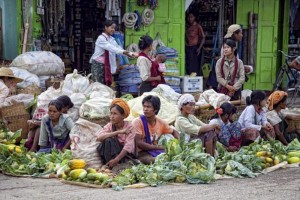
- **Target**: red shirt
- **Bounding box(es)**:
[186,23,204,46]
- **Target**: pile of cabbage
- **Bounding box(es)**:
[113,136,216,188]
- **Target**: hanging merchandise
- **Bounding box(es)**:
[134,10,142,31]
[149,0,158,10]
[137,0,146,6]
[152,32,165,56]
[122,12,138,29]
[141,8,154,26]
[126,43,140,54]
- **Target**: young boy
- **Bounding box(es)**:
[151,54,167,87]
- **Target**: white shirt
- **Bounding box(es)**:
[137,56,152,81]
[238,105,267,131]
[0,80,9,106]
[209,118,226,126]
[89,33,124,74]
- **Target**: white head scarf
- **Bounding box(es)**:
[177,94,195,110]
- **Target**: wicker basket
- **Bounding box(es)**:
[195,105,246,123]
[286,119,300,134]
[0,102,28,118]
[16,84,42,95]
[3,113,30,143]
[81,116,110,127]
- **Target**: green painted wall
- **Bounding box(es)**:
[125,0,185,75]
[236,0,285,91]
[0,0,18,60]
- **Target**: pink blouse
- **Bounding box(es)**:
[98,121,136,154]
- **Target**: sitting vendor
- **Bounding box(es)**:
[266,91,300,144]
[0,67,23,106]
[26,95,74,152]
[132,95,180,164]
[38,100,75,153]
[97,98,136,168]
[175,94,220,157]
[238,91,275,145]
[209,102,242,151]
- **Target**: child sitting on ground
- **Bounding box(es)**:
[151,54,166,87]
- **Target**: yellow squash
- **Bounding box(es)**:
[68,159,86,169]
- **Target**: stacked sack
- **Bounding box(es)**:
[157,46,181,93]
[117,65,142,94]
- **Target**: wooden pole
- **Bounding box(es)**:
[22,19,29,54]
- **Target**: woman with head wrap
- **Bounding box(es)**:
[174,94,220,157]
[266,91,300,145]
[97,98,136,168]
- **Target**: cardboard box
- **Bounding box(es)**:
[180,76,203,93]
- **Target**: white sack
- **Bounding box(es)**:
[84,82,115,99]
[241,89,252,104]
[70,118,103,169]
[37,87,63,108]
[10,67,40,89]
[126,92,179,124]
[3,94,34,108]
[79,97,112,119]
[9,51,65,75]
[196,89,230,108]
[38,75,50,91]
[61,70,90,95]
[151,84,181,104]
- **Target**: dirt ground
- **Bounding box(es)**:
[0,167,299,200]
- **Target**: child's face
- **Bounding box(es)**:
[156,56,165,63]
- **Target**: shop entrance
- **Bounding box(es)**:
[185,0,235,89]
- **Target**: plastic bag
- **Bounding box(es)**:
[84,82,115,99]
[61,70,90,95]
[79,97,112,119]
[10,67,40,88]
[151,84,181,104]
[241,89,252,104]
[9,51,65,75]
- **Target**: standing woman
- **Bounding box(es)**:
[39,100,75,153]
[216,39,245,100]
[185,12,206,76]
[137,35,161,95]
[222,24,253,74]
[90,20,136,86]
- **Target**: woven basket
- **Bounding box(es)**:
[195,105,246,123]
[0,102,28,118]
[81,116,110,127]
[3,113,30,143]
[286,119,300,134]
[17,84,42,95]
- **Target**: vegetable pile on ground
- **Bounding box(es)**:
[59,159,113,187]
[112,138,216,190]
[0,142,72,177]
[216,139,300,178]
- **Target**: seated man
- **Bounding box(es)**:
[290,56,300,71]
[132,95,180,164]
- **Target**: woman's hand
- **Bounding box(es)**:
[155,76,161,81]
[107,158,120,168]
[226,85,236,92]
[120,126,132,135]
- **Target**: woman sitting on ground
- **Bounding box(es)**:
[97,98,136,168]
[26,95,74,152]
[38,100,75,153]
[266,91,300,145]
[174,94,220,157]
[209,102,242,151]
[238,91,275,145]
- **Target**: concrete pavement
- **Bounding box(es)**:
[0,167,299,200]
